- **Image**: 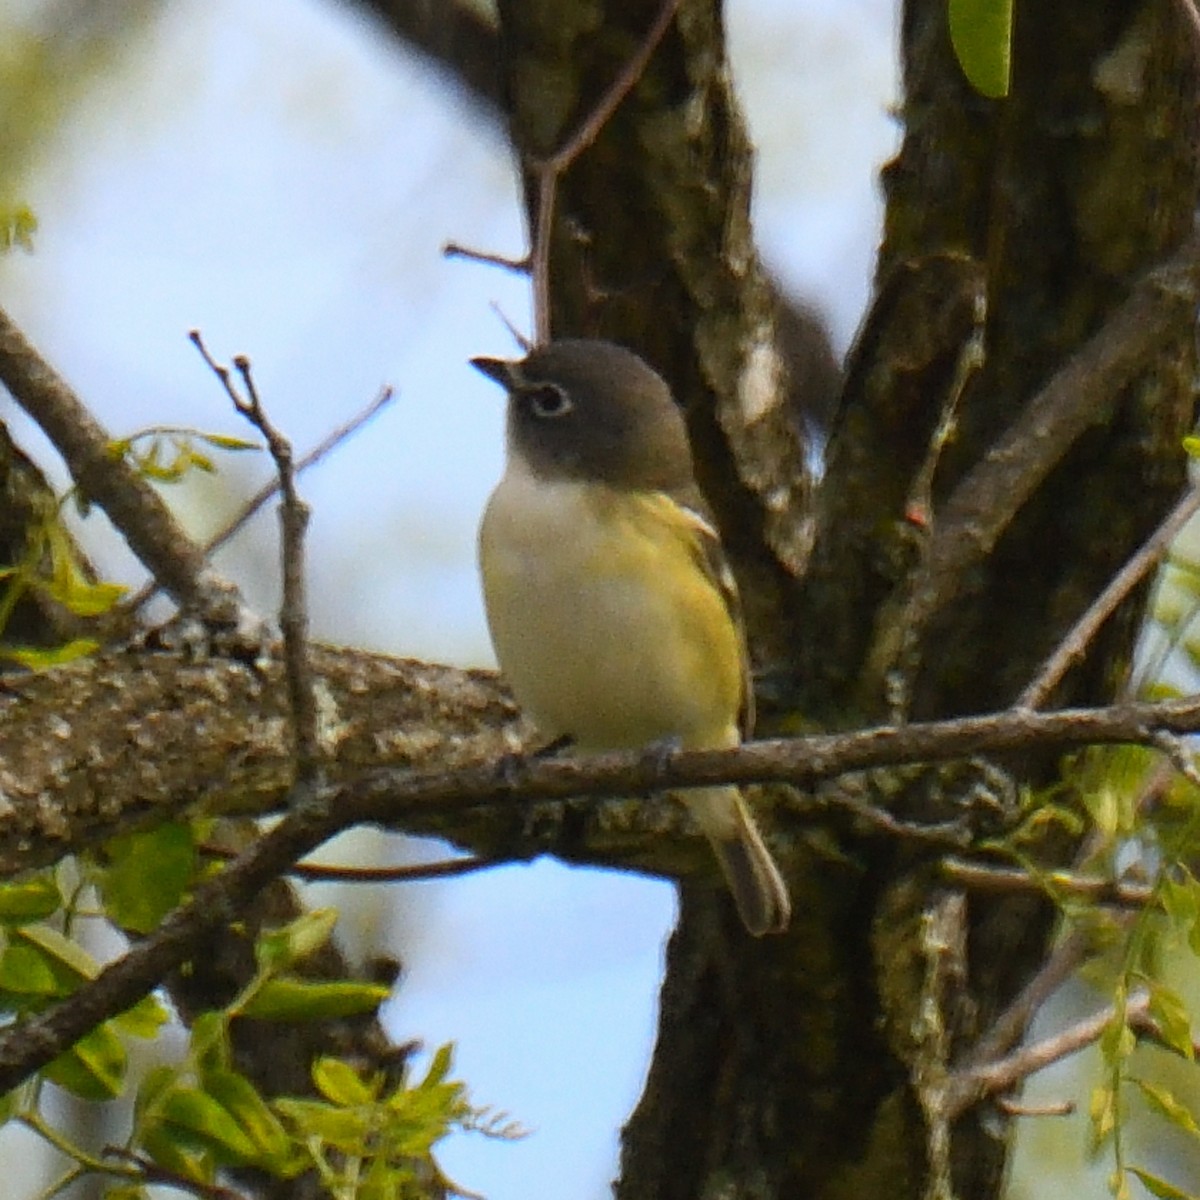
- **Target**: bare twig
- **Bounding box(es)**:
[946,992,1150,1119]
[6,689,1200,1092]
[994,1096,1075,1118]
[534,0,681,176]
[956,926,1094,1071]
[103,1148,249,1200]
[191,334,320,777]
[948,988,1200,1120]
[127,385,394,615]
[0,305,241,623]
[1151,729,1200,792]
[1018,485,1200,709]
[442,0,679,342]
[443,243,530,273]
[886,232,1200,676]
[941,859,1153,908]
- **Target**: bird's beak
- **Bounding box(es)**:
[470,356,520,390]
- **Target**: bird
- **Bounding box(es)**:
[473,338,790,936]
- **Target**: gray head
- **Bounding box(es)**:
[471,339,696,493]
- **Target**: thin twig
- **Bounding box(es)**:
[946,992,1150,1119]
[526,0,680,342]
[530,172,557,344]
[1018,485,1200,709]
[8,688,1200,1092]
[960,927,1094,1071]
[127,385,394,615]
[887,232,1200,675]
[994,1096,1075,1118]
[103,1148,249,1200]
[0,305,240,622]
[941,859,1153,908]
[536,0,682,174]
[443,243,531,273]
[191,333,319,777]
[445,0,679,342]
[1152,729,1200,792]
[6,690,1200,1092]
[948,988,1200,1120]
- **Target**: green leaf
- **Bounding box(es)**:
[240,978,390,1022]
[0,924,100,1005]
[102,1187,148,1200]
[0,941,66,1003]
[157,1084,263,1164]
[0,639,100,670]
[189,1010,232,1069]
[44,1022,127,1100]
[135,1064,179,1120]
[1128,1166,1197,1200]
[98,822,196,934]
[1090,1080,1118,1148]
[255,909,338,972]
[202,1068,292,1163]
[275,1097,369,1151]
[113,993,171,1040]
[0,874,62,923]
[1161,870,1200,932]
[1133,1077,1200,1139]
[948,0,1013,98]
[139,1121,214,1185]
[312,1056,377,1107]
[198,432,259,451]
[13,923,99,982]
[43,522,128,615]
[1146,984,1195,1061]
[420,1043,455,1090]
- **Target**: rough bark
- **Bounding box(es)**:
[1,2,1197,1199]
[489,2,1200,1200]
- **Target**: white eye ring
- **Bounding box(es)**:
[526,383,572,418]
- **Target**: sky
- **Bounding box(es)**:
[0,1,901,1197]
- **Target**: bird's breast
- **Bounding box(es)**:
[478,468,741,751]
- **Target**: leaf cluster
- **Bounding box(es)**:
[0,828,512,1199]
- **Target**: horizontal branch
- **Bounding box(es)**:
[941,859,1152,908]
[4,639,1200,876]
[3,637,1200,1090]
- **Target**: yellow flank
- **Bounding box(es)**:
[479,470,744,754]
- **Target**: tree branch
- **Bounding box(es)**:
[867,231,1200,693]
[127,384,394,616]
[1018,483,1200,709]
[5,639,1200,875]
[0,307,245,628]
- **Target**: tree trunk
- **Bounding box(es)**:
[493,2,1200,1198]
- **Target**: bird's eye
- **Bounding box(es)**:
[526,383,572,419]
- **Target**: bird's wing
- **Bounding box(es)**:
[663,495,755,740]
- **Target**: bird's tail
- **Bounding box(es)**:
[684,787,791,936]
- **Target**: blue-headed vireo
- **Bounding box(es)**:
[474,339,791,936]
